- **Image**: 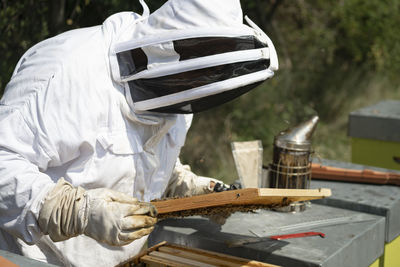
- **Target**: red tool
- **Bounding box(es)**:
[270,231,325,240]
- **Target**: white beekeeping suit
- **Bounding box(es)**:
[0,0,278,266]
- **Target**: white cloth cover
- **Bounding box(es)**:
[0,0,243,266]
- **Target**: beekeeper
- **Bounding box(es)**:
[0,0,278,266]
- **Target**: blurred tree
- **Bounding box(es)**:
[0,0,48,92]
[0,0,164,93]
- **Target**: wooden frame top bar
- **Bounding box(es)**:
[152,188,331,215]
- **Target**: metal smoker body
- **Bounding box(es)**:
[269,116,319,211]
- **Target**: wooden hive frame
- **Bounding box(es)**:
[152,188,331,218]
[118,241,281,267]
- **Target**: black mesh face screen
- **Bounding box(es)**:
[149,81,264,114]
[128,59,270,103]
[118,35,271,114]
[174,36,265,60]
[116,36,266,77]
[117,48,148,77]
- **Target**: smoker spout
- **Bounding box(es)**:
[275,115,319,151]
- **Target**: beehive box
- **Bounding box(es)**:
[348,100,400,170]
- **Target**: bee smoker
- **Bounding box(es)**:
[268,115,319,212]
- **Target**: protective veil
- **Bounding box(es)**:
[112,1,278,114]
[0,0,277,266]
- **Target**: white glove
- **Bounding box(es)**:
[163,162,220,198]
[38,178,157,246]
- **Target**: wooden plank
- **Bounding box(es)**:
[159,246,280,267]
[124,242,281,267]
[141,255,188,267]
[311,162,400,185]
[149,251,216,267]
[158,246,243,267]
[164,243,281,267]
[152,188,331,215]
[137,241,167,265]
[117,241,168,266]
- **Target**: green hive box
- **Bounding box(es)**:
[349,100,400,171]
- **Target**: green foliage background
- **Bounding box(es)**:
[1,0,400,182]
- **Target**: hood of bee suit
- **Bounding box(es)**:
[109,0,278,114]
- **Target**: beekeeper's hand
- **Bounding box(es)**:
[38,178,157,246]
[163,161,221,198]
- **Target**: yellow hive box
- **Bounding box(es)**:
[349,100,400,267]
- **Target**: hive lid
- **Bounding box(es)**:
[348,100,400,142]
